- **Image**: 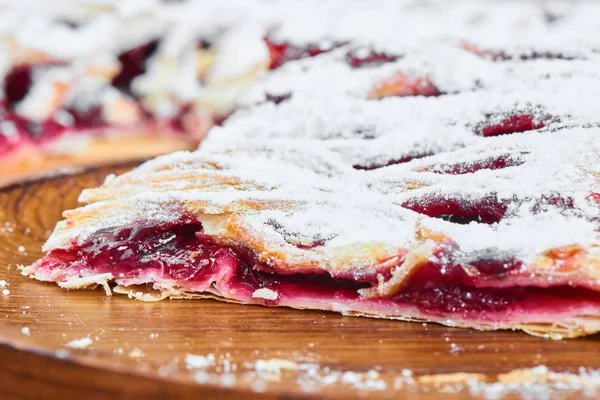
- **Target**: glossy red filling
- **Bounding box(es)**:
[401,193,585,226]
[477,114,545,137]
[402,195,508,224]
[4,64,35,108]
[37,220,600,322]
[393,258,525,315]
[111,40,160,93]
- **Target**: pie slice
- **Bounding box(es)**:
[18,0,600,339]
[0,1,269,183]
[23,126,600,339]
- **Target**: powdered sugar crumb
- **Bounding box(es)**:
[252,288,279,301]
[65,337,93,349]
[186,353,216,369]
[180,352,600,397]
[128,348,145,359]
[254,359,298,381]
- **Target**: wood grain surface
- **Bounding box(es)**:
[0,164,599,399]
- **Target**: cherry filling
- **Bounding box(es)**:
[402,192,586,227]
[264,36,344,70]
[392,261,526,315]
[62,106,105,129]
[402,194,508,224]
[4,65,34,108]
[476,114,545,137]
[36,220,600,322]
[112,40,160,93]
[3,62,67,108]
[43,219,368,299]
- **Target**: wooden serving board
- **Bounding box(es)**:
[0,164,599,399]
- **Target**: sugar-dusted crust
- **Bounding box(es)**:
[43,130,600,284]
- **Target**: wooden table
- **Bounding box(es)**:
[0,164,599,399]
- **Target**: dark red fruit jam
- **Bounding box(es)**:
[112,40,160,93]
[467,258,523,278]
[405,282,599,318]
[52,219,220,281]
[477,114,545,137]
[264,36,343,70]
[402,195,508,224]
[3,62,67,109]
[63,106,105,129]
[42,220,600,318]
[390,260,599,318]
[48,220,368,296]
[353,152,434,170]
[395,281,525,314]
[4,65,33,108]
[431,154,525,175]
[345,49,399,68]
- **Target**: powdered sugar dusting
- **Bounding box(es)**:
[181,353,600,398]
